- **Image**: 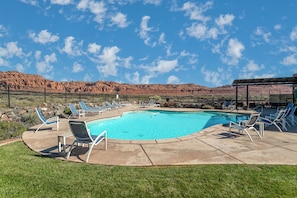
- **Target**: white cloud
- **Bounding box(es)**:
[83,73,92,82]
[139,15,157,46]
[77,0,106,24]
[88,43,101,54]
[110,12,129,28]
[122,56,133,68]
[20,0,38,6]
[290,26,297,41]
[0,57,8,66]
[0,42,23,58]
[167,75,180,84]
[254,26,271,43]
[181,1,212,22]
[186,23,218,40]
[152,59,178,73]
[215,14,235,29]
[125,71,140,84]
[0,25,7,38]
[223,38,245,65]
[97,46,120,77]
[274,24,281,30]
[77,0,89,10]
[29,29,59,44]
[281,54,297,65]
[201,66,224,87]
[16,63,25,72]
[72,62,84,73]
[143,0,162,5]
[239,60,264,79]
[36,52,57,74]
[158,32,166,44]
[88,1,106,24]
[50,0,72,5]
[62,36,82,56]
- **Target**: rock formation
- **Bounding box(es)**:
[0,71,292,97]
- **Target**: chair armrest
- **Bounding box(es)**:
[47,116,59,122]
[94,130,107,142]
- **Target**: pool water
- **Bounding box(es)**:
[87,110,249,140]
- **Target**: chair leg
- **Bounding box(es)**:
[273,123,283,133]
[251,127,262,139]
[243,129,253,142]
[66,141,77,159]
[34,123,45,133]
[85,143,95,163]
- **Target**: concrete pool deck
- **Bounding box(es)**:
[22,105,297,166]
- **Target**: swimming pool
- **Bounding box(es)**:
[88,110,249,140]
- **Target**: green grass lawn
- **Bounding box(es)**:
[1,141,297,197]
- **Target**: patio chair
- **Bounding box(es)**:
[105,101,118,109]
[223,100,231,109]
[286,105,297,126]
[35,108,59,133]
[66,120,107,163]
[260,109,287,132]
[229,113,262,142]
[79,101,106,114]
[112,100,126,107]
[68,104,85,119]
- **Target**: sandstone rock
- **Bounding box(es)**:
[0,71,292,97]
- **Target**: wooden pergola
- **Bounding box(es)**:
[232,76,297,109]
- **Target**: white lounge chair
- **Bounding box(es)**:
[229,113,262,142]
[68,104,85,119]
[67,120,107,163]
[112,100,126,107]
[105,101,118,109]
[286,105,297,126]
[35,108,59,133]
[79,101,106,114]
[260,109,287,132]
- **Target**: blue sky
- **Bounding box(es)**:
[0,0,297,87]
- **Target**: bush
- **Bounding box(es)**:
[0,121,27,141]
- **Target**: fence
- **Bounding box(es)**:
[0,86,136,108]
[0,84,282,108]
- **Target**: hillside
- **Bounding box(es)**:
[0,71,292,97]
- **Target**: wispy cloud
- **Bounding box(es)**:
[50,0,72,5]
[29,29,59,44]
[97,46,120,77]
[62,36,82,56]
[110,12,130,28]
[139,15,157,47]
[222,38,245,65]
[35,51,57,74]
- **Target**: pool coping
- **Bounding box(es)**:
[21,105,297,166]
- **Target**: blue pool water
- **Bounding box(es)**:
[87,110,249,140]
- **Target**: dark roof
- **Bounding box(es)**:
[232,77,297,86]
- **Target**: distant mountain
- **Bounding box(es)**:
[0,71,292,97]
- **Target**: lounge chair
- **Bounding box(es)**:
[222,100,234,110]
[260,109,287,132]
[286,105,297,126]
[112,100,126,107]
[66,120,107,163]
[35,108,59,133]
[68,104,85,119]
[105,101,118,109]
[140,99,160,108]
[79,101,106,114]
[229,113,262,142]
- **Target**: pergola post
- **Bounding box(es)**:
[235,85,238,110]
[246,85,249,109]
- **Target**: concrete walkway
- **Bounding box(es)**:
[22,106,297,166]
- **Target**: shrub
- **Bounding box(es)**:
[0,121,26,141]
